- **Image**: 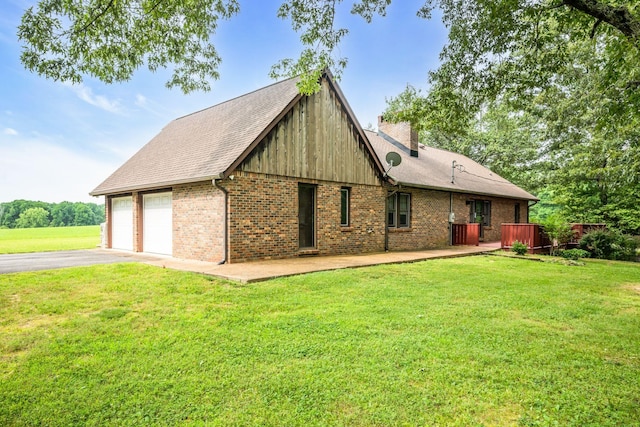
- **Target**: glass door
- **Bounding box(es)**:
[298,184,316,249]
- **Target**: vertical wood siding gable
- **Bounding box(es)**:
[238,79,381,186]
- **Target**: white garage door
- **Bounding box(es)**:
[143,192,172,255]
[111,197,133,251]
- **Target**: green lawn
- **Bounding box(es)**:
[1,256,639,426]
[0,225,101,254]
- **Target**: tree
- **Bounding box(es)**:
[0,200,105,228]
[18,0,240,93]
[383,14,639,234]
[540,214,576,255]
[73,203,97,226]
[524,36,640,234]
[529,189,563,223]
[50,201,76,226]
[16,1,640,230]
[386,91,547,192]
[18,1,640,95]
[15,207,50,228]
[0,200,51,228]
[88,203,106,224]
[415,1,640,130]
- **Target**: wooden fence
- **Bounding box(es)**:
[501,223,552,254]
[569,223,606,246]
[452,223,480,246]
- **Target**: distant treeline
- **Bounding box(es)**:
[0,200,105,229]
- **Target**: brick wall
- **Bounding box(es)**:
[105,195,111,248]
[104,180,528,262]
[451,193,527,242]
[316,182,386,255]
[221,171,385,263]
[173,181,226,262]
[132,192,143,252]
[387,188,452,250]
[386,189,529,249]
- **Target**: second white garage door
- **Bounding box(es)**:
[143,192,172,255]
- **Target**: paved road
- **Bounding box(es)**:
[0,249,149,274]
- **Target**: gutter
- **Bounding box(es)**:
[391,180,537,202]
[213,179,229,265]
[90,174,224,197]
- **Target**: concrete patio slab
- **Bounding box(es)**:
[138,244,501,283]
[2,245,501,282]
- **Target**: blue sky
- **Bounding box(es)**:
[0,0,447,204]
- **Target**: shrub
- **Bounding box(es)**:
[540,214,575,255]
[559,249,590,260]
[579,229,638,261]
[511,240,528,256]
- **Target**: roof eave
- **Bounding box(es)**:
[393,180,538,201]
[89,174,224,197]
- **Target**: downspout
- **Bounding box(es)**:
[527,200,538,223]
[449,192,454,245]
[213,179,228,265]
[382,157,400,250]
[385,191,389,251]
[385,187,399,252]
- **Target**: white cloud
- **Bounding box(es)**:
[3,128,18,135]
[135,94,147,107]
[132,92,169,118]
[0,137,118,203]
[66,83,124,114]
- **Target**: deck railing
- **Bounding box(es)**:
[452,223,480,246]
[501,223,552,254]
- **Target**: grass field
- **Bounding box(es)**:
[0,225,101,254]
[1,256,639,426]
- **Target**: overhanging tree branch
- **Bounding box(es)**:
[590,18,602,39]
[564,0,640,41]
[69,0,116,37]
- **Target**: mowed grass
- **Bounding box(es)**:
[0,225,100,254]
[1,256,639,426]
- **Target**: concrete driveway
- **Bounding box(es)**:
[0,249,160,274]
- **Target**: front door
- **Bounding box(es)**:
[298,184,316,249]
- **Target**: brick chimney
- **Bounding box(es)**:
[378,116,419,157]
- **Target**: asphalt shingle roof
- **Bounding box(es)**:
[91,76,302,196]
[91,73,536,203]
[366,130,538,201]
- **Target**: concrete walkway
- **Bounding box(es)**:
[139,244,501,283]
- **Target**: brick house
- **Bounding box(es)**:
[91,70,537,263]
